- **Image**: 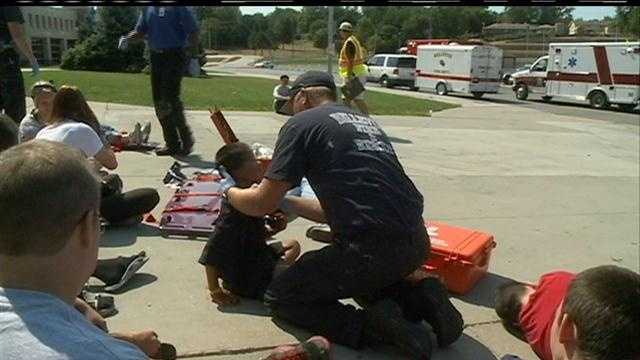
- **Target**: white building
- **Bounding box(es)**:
[20,6,89,65]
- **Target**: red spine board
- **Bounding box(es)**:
[423,221,496,295]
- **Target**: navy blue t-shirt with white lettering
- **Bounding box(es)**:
[266,103,424,237]
[135,6,198,51]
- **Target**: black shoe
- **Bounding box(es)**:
[305,224,334,243]
[413,277,464,348]
[156,146,180,156]
[364,299,433,359]
[179,128,194,156]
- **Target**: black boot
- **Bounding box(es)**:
[157,116,181,156]
[177,121,194,155]
[363,299,433,359]
[405,277,464,348]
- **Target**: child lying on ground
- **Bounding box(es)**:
[494,265,640,360]
[199,142,301,306]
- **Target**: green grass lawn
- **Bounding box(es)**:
[25,70,458,116]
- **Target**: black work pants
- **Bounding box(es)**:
[101,188,159,224]
[0,49,26,123]
[150,49,192,150]
[264,225,429,349]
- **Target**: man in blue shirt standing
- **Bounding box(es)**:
[120,6,199,156]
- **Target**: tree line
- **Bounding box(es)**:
[61,6,639,73]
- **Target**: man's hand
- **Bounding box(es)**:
[118,36,128,51]
[128,331,161,358]
[74,298,108,332]
[30,58,40,76]
[209,288,240,306]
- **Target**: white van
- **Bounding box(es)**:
[415,44,503,99]
[511,42,640,111]
[365,54,417,89]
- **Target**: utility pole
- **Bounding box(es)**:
[327,6,334,75]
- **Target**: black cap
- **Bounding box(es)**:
[289,71,337,98]
[278,71,337,116]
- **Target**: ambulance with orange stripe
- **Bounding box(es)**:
[511,42,640,111]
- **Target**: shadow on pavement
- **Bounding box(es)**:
[436,333,499,360]
[87,273,158,294]
[175,154,216,169]
[272,318,499,359]
[271,317,312,343]
[100,223,161,248]
[388,136,413,144]
[453,272,516,309]
[218,298,271,317]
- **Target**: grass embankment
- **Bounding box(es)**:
[26,70,458,116]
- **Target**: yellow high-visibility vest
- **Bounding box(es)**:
[339,35,368,78]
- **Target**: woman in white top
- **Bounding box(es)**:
[36,85,159,226]
[36,86,117,170]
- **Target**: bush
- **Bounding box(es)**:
[61,34,147,73]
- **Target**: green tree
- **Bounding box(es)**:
[501,6,573,25]
[272,14,298,49]
[616,6,640,37]
[313,27,328,49]
[77,7,97,41]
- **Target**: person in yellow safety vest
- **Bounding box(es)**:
[338,22,369,115]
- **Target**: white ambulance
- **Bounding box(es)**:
[415,44,503,99]
[511,42,640,111]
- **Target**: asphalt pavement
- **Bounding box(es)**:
[210,61,639,127]
[35,93,634,360]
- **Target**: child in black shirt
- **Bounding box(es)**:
[199,142,300,306]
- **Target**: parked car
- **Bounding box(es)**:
[502,65,531,85]
[254,60,274,69]
[365,54,417,89]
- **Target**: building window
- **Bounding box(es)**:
[35,15,39,29]
[48,17,52,29]
[29,14,33,27]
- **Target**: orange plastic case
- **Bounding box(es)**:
[423,221,496,295]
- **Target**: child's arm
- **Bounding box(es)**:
[205,265,239,306]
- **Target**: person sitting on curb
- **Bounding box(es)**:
[0,140,159,359]
[495,265,640,360]
[35,85,160,226]
[20,81,152,148]
[273,74,291,114]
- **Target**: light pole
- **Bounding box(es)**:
[327,6,334,75]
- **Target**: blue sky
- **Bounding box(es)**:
[239,6,617,20]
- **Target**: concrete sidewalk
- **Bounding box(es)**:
[62,98,638,359]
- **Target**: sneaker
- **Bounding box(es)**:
[129,123,143,146]
[82,291,118,318]
[264,336,331,360]
[305,224,333,244]
[94,251,149,293]
[141,122,152,143]
[156,146,180,156]
[364,299,433,359]
[412,277,463,348]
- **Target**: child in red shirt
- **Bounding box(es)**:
[495,265,639,360]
